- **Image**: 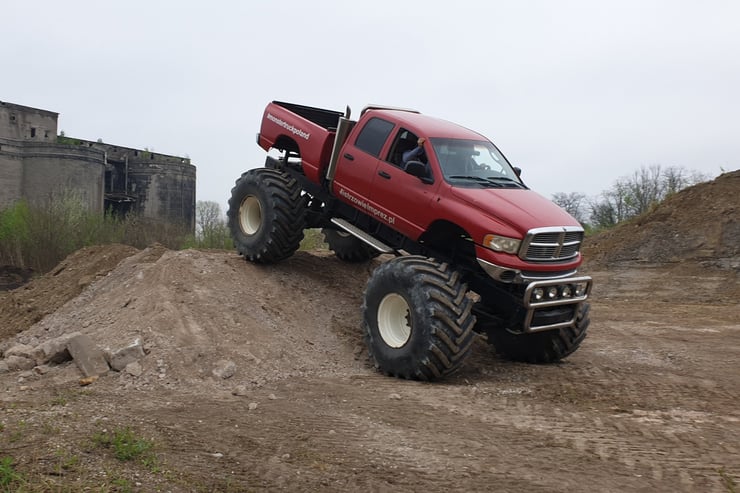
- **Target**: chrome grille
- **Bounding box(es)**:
[519,227,584,262]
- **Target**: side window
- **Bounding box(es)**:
[354,117,395,157]
[387,129,419,167]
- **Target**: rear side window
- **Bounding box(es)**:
[354,117,395,157]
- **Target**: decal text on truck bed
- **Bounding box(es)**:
[266,113,310,140]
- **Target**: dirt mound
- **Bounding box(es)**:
[6,247,378,392]
[0,244,140,342]
[583,170,740,269]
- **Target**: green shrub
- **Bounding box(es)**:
[0,456,24,489]
[0,201,31,267]
[0,191,194,273]
[300,228,328,251]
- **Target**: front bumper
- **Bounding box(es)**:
[522,276,593,332]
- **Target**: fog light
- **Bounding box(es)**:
[561,285,573,298]
[533,288,545,301]
[574,283,587,297]
[546,286,558,299]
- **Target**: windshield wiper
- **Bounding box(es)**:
[484,176,527,189]
[447,175,503,187]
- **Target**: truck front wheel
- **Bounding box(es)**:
[227,168,306,264]
[487,302,590,363]
[322,228,379,263]
[362,256,476,380]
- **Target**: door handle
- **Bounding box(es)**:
[344,153,354,161]
[378,171,391,179]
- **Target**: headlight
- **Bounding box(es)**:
[546,286,558,299]
[483,234,521,254]
[532,288,544,301]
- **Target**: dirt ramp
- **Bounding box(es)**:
[584,170,740,268]
[11,249,378,392]
[0,244,140,341]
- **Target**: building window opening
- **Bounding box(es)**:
[31,128,36,138]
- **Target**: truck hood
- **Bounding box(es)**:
[449,187,581,234]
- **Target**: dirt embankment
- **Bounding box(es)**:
[0,244,140,342]
[583,170,739,269]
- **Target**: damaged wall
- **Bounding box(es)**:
[0,101,195,231]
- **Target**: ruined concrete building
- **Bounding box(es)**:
[0,101,196,231]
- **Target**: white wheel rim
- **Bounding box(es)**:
[377,293,412,348]
[239,195,262,235]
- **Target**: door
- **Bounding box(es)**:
[332,116,395,215]
[370,128,439,239]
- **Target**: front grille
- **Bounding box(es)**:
[520,227,584,262]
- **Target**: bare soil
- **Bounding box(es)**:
[0,172,738,492]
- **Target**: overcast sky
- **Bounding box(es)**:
[3,1,738,211]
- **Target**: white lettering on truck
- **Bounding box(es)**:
[266,113,311,140]
[338,188,396,226]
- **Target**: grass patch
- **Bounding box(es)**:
[0,456,24,490]
[92,427,158,469]
[719,467,737,493]
[52,449,80,476]
[8,420,27,443]
[50,395,69,407]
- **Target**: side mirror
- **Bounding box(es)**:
[404,160,434,184]
[513,167,522,177]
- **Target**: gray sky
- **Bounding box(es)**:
[3,1,739,211]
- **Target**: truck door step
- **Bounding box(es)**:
[330,218,395,254]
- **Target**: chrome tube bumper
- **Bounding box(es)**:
[522,276,593,332]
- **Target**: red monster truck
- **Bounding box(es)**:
[227,101,592,380]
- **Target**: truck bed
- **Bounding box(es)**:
[273,101,342,130]
[258,101,344,184]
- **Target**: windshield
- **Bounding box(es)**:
[429,138,525,188]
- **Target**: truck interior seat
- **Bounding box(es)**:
[392,138,418,166]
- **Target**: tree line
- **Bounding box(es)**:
[551,164,711,230]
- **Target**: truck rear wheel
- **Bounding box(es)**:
[227,168,306,264]
[487,302,590,363]
[362,256,476,380]
[322,228,379,262]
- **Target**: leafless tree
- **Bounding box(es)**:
[587,165,709,229]
[551,192,588,224]
[196,201,230,248]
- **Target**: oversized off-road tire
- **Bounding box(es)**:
[487,302,590,363]
[227,168,306,264]
[362,256,476,380]
[322,228,379,263]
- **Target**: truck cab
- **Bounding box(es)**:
[329,108,585,283]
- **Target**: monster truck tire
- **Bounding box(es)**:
[322,228,379,263]
[362,256,476,380]
[488,302,590,363]
[227,168,306,264]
